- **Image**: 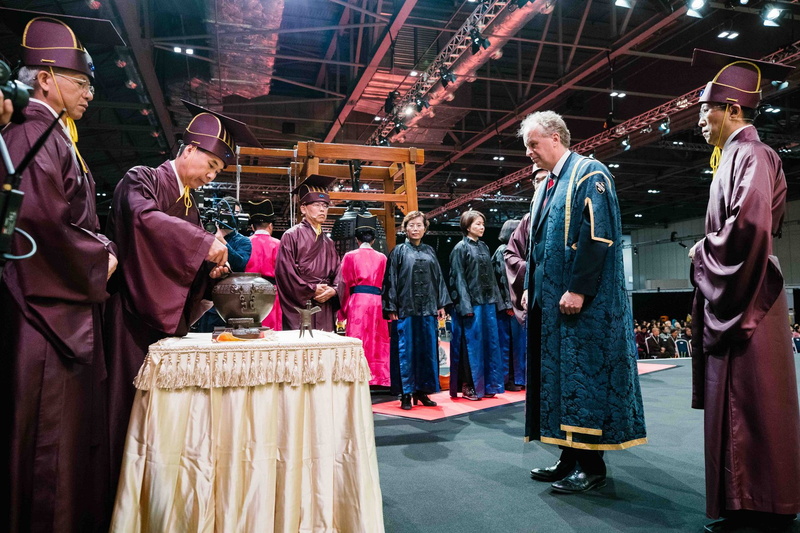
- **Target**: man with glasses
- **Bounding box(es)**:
[0,10,124,532]
[275,175,341,331]
[689,49,799,533]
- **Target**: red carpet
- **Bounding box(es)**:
[372,362,677,421]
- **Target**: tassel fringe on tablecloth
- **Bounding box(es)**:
[133,337,372,391]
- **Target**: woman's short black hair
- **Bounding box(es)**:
[459,210,486,236]
[498,218,520,244]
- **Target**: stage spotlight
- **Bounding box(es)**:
[439,66,457,87]
[658,118,671,135]
[686,0,707,17]
[414,95,430,112]
[621,136,631,151]
[717,30,739,39]
[761,4,782,26]
[470,28,490,54]
[394,121,408,134]
[377,135,390,147]
[771,80,789,90]
[610,91,626,98]
[615,0,633,7]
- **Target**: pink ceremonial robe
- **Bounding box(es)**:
[246,231,282,330]
[336,246,390,386]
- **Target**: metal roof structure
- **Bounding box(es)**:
[2,0,799,231]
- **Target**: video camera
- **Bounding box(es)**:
[198,196,251,235]
[1,59,45,279]
[0,60,33,124]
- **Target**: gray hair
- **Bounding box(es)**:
[17,66,75,90]
[518,111,571,148]
[17,66,41,88]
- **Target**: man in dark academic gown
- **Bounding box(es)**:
[104,101,261,499]
[519,111,646,494]
[275,175,340,331]
[689,50,800,533]
[0,11,123,532]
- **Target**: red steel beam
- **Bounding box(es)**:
[416,5,687,186]
[323,0,419,143]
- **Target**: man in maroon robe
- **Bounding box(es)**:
[504,166,548,325]
[275,175,340,331]
[689,50,800,532]
[104,101,261,501]
[0,11,123,532]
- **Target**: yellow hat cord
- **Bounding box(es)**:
[709,104,729,178]
[176,185,193,216]
[49,67,88,174]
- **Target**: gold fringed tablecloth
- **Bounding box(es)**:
[110,331,385,533]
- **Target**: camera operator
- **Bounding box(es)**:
[214,196,252,272]
[192,196,253,332]
[0,11,124,532]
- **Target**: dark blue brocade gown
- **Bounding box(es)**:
[449,237,504,398]
[382,241,452,395]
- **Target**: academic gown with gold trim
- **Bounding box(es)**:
[523,152,646,450]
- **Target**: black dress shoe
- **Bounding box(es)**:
[550,468,606,494]
[530,460,575,482]
[505,383,522,391]
[400,393,412,410]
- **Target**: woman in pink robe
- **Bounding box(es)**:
[246,225,282,330]
[336,229,390,386]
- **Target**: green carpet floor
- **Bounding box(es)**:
[372,356,800,533]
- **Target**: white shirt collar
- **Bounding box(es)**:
[723,125,752,151]
[552,150,571,179]
[254,229,271,235]
[169,160,184,191]
[359,242,372,248]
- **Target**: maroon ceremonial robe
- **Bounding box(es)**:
[104,160,216,495]
[691,126,800,518]
[504,212,531,325]
[274,219,340,331]
[245,231,282,330]
[0,101,114,532]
